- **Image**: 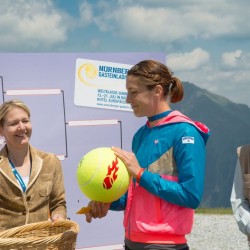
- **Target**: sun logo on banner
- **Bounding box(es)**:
[77,63,98,86]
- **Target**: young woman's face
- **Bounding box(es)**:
[0,107,32,148]
[126,75,157,117]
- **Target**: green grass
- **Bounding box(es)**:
[195,207,233,215]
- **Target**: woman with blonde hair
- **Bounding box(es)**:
[0,99,66,231]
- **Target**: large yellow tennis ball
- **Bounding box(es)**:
[76,147,130,203]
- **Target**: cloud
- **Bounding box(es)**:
[172,49,250,107]
[0,0,71,50]
[221,50,250,71]
[222,50,242,67]
[94,6,198,42]
[1,0,249,51]
[90,0,250,43]
[220,51,250,83]
[167,48,210,71]
[79,1,93,26]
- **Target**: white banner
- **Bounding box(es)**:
[74,58,132,111]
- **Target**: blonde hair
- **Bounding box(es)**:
[0,99,31,126]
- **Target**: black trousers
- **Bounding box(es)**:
[125,245,189,250]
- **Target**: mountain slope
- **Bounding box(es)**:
[172,82,250,207]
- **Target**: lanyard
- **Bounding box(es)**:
[9,160,27,192]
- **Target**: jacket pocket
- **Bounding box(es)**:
[39,174,52,197]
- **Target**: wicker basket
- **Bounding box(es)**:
[0,220,80,250]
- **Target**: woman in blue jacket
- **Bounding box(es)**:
[85,59,210,250]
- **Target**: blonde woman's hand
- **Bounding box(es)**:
[51,213,65,222]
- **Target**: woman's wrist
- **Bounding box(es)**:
[136,168,145,183]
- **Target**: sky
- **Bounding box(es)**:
[0,0,249,107]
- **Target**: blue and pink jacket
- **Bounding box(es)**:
[111,110,210,244]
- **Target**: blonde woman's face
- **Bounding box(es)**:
[0,107,32,148]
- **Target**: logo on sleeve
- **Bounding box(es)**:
[182,136,194,144]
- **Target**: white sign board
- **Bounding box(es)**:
[74,58,132,111]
